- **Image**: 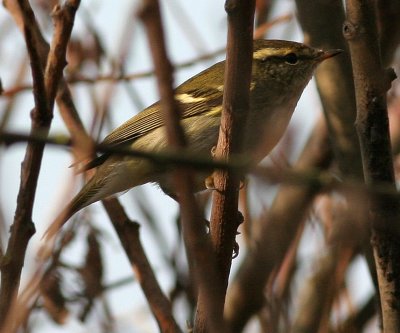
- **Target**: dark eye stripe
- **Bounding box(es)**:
[283,52,298,64]
[260,53,312,63]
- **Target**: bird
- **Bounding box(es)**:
[45,39,341,239]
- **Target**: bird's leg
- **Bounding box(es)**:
[205,146,246,257]
[204,146,246,190]
[204,146,218,190]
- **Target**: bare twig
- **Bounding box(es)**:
[45,1,80,106]
[102,198,182,333]
[0,14,291,98]
[3,0,93,162]
[1,50,224,97]
[3,130,400,200]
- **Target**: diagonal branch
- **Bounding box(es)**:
[102,198,182,333]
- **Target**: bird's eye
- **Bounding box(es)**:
[283,53,298,65]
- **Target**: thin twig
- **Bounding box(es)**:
[0,14,292,98]
[2,130,400,200]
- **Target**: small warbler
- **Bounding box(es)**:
[46,39,341,238]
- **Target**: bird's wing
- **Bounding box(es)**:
[83,61,225,170]
[101,61,225,147]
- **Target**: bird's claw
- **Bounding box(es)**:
[205,174,216,190]
[232,211,244,258]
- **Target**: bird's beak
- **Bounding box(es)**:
[316,49,343,62]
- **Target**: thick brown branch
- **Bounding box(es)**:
[344,0,400,330]
[201,0,255,332]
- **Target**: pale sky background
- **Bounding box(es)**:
[0,1,374,332]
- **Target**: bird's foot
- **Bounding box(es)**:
[232,211,244,258]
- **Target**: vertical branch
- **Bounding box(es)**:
[138,1,224,332]
[208,0,255,320]
[294,0,380,327]
[344,1,400,330]
[44,1,80,108]
[0,0,80,325]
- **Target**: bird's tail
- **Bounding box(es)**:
[43,199,81,242]
[39,177,100,259]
